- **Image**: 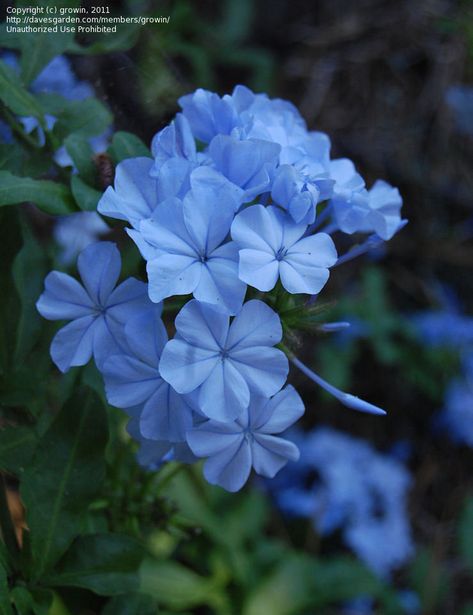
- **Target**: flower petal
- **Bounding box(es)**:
[97,158,158,228]
[147,254,202,302]
[77,241,121,306]
[203,437,251,492]
[124,310,168,366]
[140,381,194,442]
[140,198,197,257]
[227,300,282,350]
[174,300,229,351]
[102,354,160,408]
[231,204,281,253]
[252,385,305,433]
[36,271,94,320]
[229,346,288,397]
[238,249,279,292]
[251,433,300,477]
[198,359,250,421]
[195,252,246,315]
[50,314,97,372]
[187,421,242,457]
[159,339,220,393]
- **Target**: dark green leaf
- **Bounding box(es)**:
[68,25,139,55]
[54,99,112,140]
[11,587,33,615]
[29,589,53,615]
[46,533,143,596]
[101,593,158,615]
[409,548,449,613]
[0,426,37,474]
[0,61,43,118]
[12,224,48,363]
[0,172,75,215]
[109,132,151,164]
[0,561,13,615]
[21,389,108,579]
[70,176,102,212]
[64,134,96,183]
[0,144,24,174]
[459,496,473,572]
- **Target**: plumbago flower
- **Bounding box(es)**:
[36,242,156,372]
[37,85,406,491]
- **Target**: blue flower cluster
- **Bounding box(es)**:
[271,427,414,577]
[414,302,473,447]
[37,86,404,491]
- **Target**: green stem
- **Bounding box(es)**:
[0,475,19,564]
[0,105,42,150]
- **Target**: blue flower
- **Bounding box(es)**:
[159,299,288,422]
[54,212,109,264]
[179,88,240,143]
[271,164,320,224]
[231,205,337,294]
[151,112,197,167]
[207,134,280,201]
[140,182,246,314]
[36,242,155,372]
[187,385,304,491]
[102,309,194,443]
[31,55,94,101]
[272,427,413,577]
[439,373,473,447]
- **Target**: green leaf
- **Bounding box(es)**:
[12,224,48,363]
[459,496,473,572]
[11,587,34,615]
[0,143,24,174]
[68,25,139,55]
[101,593,158,615]
[409,548,449,613]
[21,389,108,579]
[0,426,37,474]
[70,176,102,212]
[45,533,143,596]
[0,172,75,215]
[109,132,151,164]
[0,61,43,118]
[0,561,13,615]
[140,559,223,610]
[64,134,96,183]
[29,589,53,615]
[54,99,112,140]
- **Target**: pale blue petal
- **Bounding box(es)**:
[140,198,197,257]
[238,249,279,292]
[36,271,94,320]
[102,354,160,407]
[97,158,157,228]
[183,187,235,255]
[198,359,250,421]
[92,318,124,370]
[279,258,328,295]
[151,113,196,165]
[229,347,288,397]
[159,339,220,393]
[203,437,252,492]
[106,278,152,322]
[77,241,121,306]
[231,204,281,253]
[189,166,243,213]
[50,315,97,372]
[174,300,228,350]
[187,422,242,457]
[227,300,282,350]
[251,434,299,477]
[252,385,305,433]
[147,254,202,302]
[124,310,167,366]
[140,380,194,442]
[195,253,246,315]
[155,157,193,200]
